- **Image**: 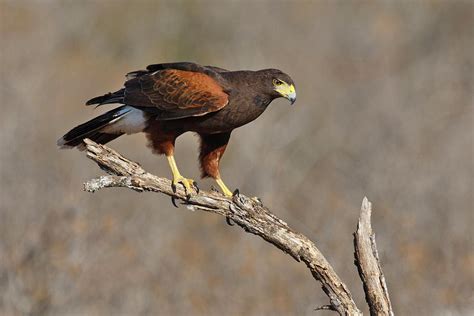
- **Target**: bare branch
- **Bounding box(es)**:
[354,197,394,316]
[81,139,362,315]
[315,304,337,311]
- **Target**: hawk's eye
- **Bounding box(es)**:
[273,79,284,86]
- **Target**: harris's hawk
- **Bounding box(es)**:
[58,62,296,197]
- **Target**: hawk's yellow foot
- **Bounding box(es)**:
[172,175,197,193]
[216,178,233,197]
[167,155,198,196]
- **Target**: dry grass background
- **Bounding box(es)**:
[1,1,473,315]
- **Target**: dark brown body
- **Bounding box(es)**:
[144,70,274,179]
[148,71,272,134]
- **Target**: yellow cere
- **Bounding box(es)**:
[274,81,296,104]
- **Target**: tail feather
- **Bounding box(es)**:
[85,89,125,106]
[58,106,132,150]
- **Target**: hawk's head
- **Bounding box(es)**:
[258,69,296,105]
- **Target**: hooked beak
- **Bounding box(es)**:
[275,83,296,105]
[288,90,296,105]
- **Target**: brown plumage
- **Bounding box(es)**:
[58,62,296,197]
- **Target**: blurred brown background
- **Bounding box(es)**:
[1,1,473,315]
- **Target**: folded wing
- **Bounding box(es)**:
[86,63,230,120]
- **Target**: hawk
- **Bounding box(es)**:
[58,62,296,197]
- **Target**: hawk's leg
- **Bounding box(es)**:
[166,155,197,196]
[199,132,233,197]
[145,125,197,197]
[215,178,233,197]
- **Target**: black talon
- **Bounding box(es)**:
[226,217,235,226]
[232,189,240,197]
[193,181,200,194]
[171,196,178,208]
[171,183,177,193]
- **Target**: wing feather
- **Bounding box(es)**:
[87,62,231,120]
[124,69,229,119]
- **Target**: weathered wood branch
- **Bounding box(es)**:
[82,139,361,315]
[354,197,394,316]
[80,139,393,315]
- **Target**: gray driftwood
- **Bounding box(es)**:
[81,138,392,315]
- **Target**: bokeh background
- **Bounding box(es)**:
[1,1,473,315]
